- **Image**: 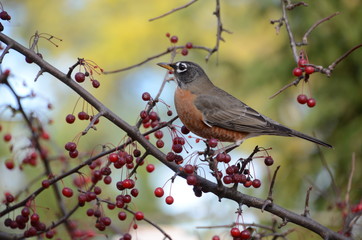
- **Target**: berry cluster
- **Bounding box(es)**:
[73,59,103,89]
[230,227,251,239]
[64,141,78,158]
[3,206,55,238]
[165,32,193,56]
[292,53,318,108]
[65,110,100,126]
[292,57,315,78]
[297,94,316,108]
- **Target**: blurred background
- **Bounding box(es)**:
[0,0,361,239]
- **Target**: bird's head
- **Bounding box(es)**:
[157,61,211,90]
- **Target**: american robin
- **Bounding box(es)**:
[157,61,332,149]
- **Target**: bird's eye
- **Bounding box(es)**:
[176,62,188,73]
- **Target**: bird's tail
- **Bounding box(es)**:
[289,129,333,148]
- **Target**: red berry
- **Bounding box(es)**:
[216,153,226,162]
[101,216,112,226]
[3,133,11,142]
[183,164,194,174]
[240,229,251,239]
[165,32,170,38]
[140,110,148,119]
[156,139,164,148]
[5,160,14,169]
[166,152,176,162]
[69,149,79,158]
[65,142,77,151]
[142,92,151,101]
[208,138,218,148]
[185,42,193,49]
[103,176,112,184]
[223,154,231,163]
[181,125,190,134]
[170,36,178,44]
[3,69,10,76]
[297,94,308,104]
[92,80,100,88]
[133,149,141,157]
[230,227,241,237]
[108,153,119,162]
[244,180,252,188]
[123,233,132,240]
[186,175,197,185]
[173,136,185,145]
[223,175,233,184]
[165,196,174,205]
[305,66,315,74]
[21,207,30,217]
[172,144,183,153]
[149,111,158,121]
[264,156,274,166]
[5,192,14,203]
[45,230,55,239]
[181,48,188,56]
[252,179,261,188]
[42,180,51,188]
[154,130,163,139]
[75,72,85,83]
[167,110,173,116]
[0,11,10,21]
[131,188,139,197]
[65,114,76,124]
[307,98,316,108]
[78,111,88,120]
[154,187,164,198]
[298,58,308,67]
[86,208,94,216]
[293,67,303,77]
[30,213,40,222]
[134,211,144,221]
[62,187,73,198]
[146,164,155,173]
[94,186,102,195]
[117,211,126,221]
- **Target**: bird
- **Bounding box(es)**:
[157,61,332,150]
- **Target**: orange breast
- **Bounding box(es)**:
[174,88,248,142]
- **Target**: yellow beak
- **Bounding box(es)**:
[157,62,174,71]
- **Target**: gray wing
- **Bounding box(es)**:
[193,88,293,137]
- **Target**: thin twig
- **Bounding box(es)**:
[206,0,232,62]
[302,186,313,217]
[327,44,362,75]
[82,111,104,135]
[262,166,281,212]
[269,76,303,99]
[124,206,173,240]
[316,145,339,198]
[149,0,198,22]
[344,152,355,209]
[281,0,298,62]
[127,151,149,177]
[298,12,340,46]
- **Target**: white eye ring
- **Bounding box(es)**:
[176,62,188,73]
